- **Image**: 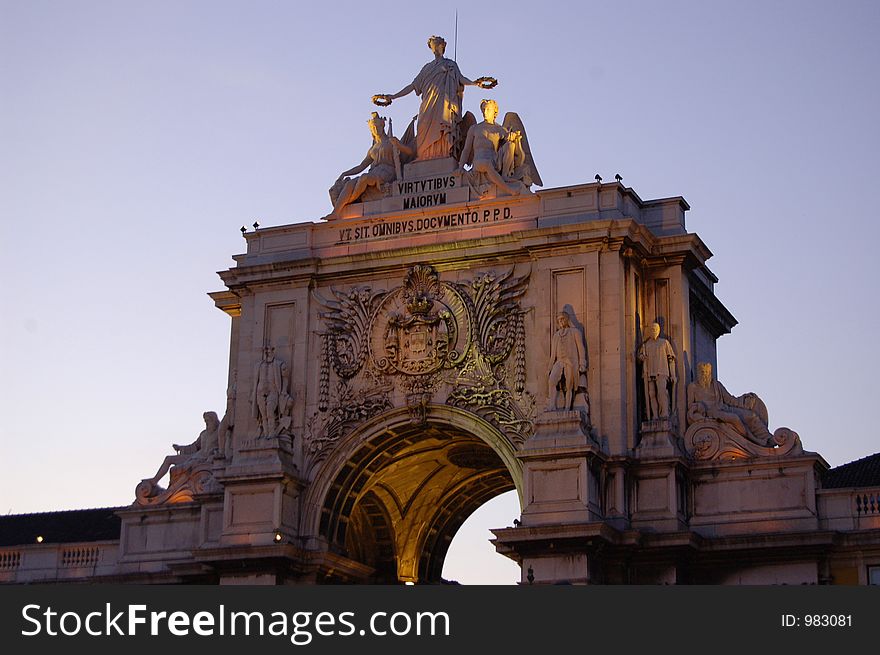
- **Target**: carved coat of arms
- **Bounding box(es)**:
[308,263,532,469]
[373,265,466,376]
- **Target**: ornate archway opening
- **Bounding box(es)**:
[317,411,519,584]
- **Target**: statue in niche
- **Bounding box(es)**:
[547,312,587,411]
[135,410,229,505]
[372,35,497,161]
[638,322,676,420]
[685,361,802,460]
[325,112,415,220]
[458,99,542,197]
[252,344,293,437]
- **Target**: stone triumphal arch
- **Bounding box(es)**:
[4,34,880,586]
[307,406,520,583]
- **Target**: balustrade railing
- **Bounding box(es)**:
[0,551,21,570]
[855,492,879,516]
[61,546,100,567]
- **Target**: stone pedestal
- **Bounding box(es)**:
[636,418,685,459]
[402,156,457,178]
[518,410,603,527]
[630,458,689,533]
[688,453,825,537]
[215,434,303,548]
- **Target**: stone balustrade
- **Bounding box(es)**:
[818,486,880,531]
[855,491,879,516]
[0,550,21,571]
[0,542,118,583]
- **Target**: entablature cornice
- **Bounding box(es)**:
[219,217,664,293]
[638,233,713,273]
[208,290,242,317]
[689,273,738,336]
[688,452,830,476]
[491,521,624,550]
[516,443,608,464]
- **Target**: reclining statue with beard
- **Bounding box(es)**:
[684,362,802,461]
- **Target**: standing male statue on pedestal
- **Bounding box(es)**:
[638,322,676,420]
[547,312,587,411]
[252,344,290,437]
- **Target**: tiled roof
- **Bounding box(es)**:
[0,507,122,547]
[822,453,880,489]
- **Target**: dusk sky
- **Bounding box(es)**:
[2,0,878,584]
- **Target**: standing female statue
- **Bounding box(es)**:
[372,35,496,161]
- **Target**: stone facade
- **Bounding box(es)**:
[3,174,880,585]
[4,37,880,586]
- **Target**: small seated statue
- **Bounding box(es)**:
[135,411,228,505]
[324,112,415,220]
[685,362,801,460]
[458,99,541,197]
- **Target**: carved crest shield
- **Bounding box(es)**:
[371,265,468,376]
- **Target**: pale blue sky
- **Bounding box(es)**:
[1,1,878,584]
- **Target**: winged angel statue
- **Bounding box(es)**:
[457,98,542,197]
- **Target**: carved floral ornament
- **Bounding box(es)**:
[308,264,533,469]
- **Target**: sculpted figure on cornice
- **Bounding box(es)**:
[325,112,415,221]
[135,410,228,505]
[684,362,802,461]
[372,35,497,161]
[458,98,542,197]
[308,264,533,467]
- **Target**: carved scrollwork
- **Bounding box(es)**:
[135,461,221,506]
[445,350,535,448]
[441,267,534,444]
[458,267,529,366]
[684,421,803,462]
[305,375,393,471]
[314,286,387,380]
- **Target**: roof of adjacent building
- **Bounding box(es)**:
[822,453,880,489]
[0,507,123,547]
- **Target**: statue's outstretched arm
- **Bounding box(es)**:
[338,155,373,180]
[374,84,415,106]
[174,435,200,455]
[389,83,414,100]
